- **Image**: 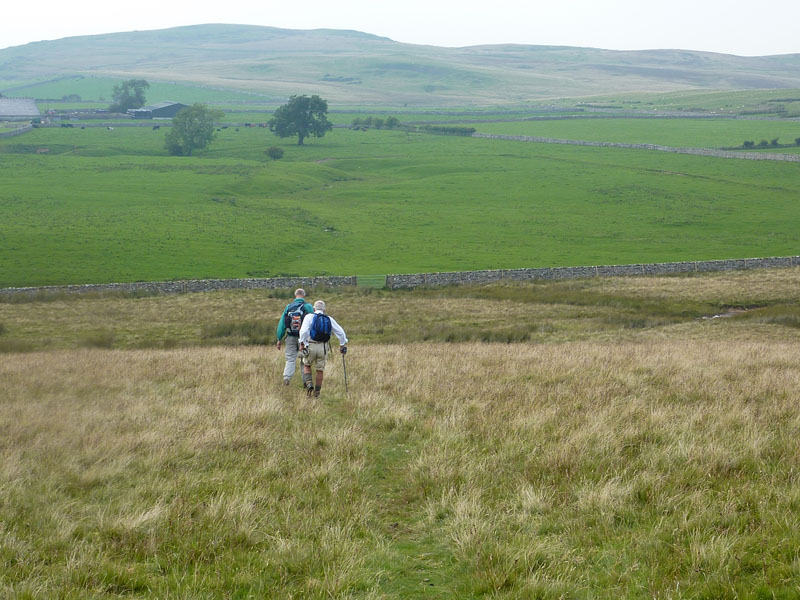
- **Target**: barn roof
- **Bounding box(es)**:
[137,101,185,111]
[0,98,40,118]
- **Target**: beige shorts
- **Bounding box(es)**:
[302,342,329,371]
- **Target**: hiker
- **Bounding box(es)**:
[298,300,348,397]
[276,288,314,385]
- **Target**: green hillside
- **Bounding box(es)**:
[2,24,800,105]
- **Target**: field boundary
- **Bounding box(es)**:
[385,256,800,289]
[0,275,356,299]
[473,132,800,162]
[2,257,799,298]
[0,125,33,139]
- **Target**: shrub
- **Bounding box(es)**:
[419,125,476,136]
[265,146,284,161]
[795,137,800,146]
[770,138,780,147]
[743,140,754,148]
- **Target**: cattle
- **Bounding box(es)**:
[152,125,160,130]
[107,127,114,131]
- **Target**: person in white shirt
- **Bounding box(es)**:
[299,300,348,397]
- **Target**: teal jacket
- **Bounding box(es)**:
[276,298,314,341]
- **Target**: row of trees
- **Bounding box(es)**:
[742,137,800,148]
[350,116,400,130]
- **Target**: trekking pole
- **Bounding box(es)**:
[341,347,349,396]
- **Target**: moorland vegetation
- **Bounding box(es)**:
[2,269,800,597]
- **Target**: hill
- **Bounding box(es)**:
[3,24,800,105]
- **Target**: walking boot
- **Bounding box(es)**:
[302,372,313,395]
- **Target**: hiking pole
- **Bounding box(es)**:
[341,346,349,396]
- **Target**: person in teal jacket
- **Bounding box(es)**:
[276,288,314,385]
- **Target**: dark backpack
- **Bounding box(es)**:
[284,300,308,337]
[309,313,332,342]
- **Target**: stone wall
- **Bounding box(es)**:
[473,133,800,162]
[386,256,800,289]
[0,125,33,139]
[0,275,357,299]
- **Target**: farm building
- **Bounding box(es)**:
[0,98,40,121]
[128,101,188,119]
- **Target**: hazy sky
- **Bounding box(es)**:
[2,0,798,56]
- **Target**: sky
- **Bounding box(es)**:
[2,0,799,56]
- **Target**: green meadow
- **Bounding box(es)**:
[475,118,800,149]
[4,75,268,105]
[2,122,800,287]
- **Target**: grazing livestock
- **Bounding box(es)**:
[152,125,160,130]
[107,127,114,131]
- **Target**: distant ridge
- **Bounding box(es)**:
[2,24,800,105]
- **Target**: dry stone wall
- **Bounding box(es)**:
[386,256,800,289]
[0,275,356,300]
[0,125,33,139]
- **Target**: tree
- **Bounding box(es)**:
[268,95,332,145]
[109,79,149,113]
[265,146,285,161]
[795,137,800,146]
[165,104,224,156]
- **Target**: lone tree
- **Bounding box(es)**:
[268,95,332,145]
[109,79,149,113]
[165,104,224,156]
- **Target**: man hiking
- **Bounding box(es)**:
[298,300,348,398]
[276,288,314,386]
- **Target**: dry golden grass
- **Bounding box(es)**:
[3,267,800,352]
[2,333,800,597]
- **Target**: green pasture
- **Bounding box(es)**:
[475,118,800,149]
[2,124,800,287]
[3,75,266,105]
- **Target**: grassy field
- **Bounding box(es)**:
[2,124,800,287]
[475,118,800,150]
[2,269,800,598]
[3,75,272,105]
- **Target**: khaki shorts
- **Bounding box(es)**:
[302,342,329,371]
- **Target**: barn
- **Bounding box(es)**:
[128,101,188,119]
[0,98,40,121]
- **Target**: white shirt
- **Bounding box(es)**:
[299,310,348,346]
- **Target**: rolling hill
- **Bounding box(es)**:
[2,24,800,105]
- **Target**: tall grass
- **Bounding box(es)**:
[2,339,799,598]
[3,269,800,352]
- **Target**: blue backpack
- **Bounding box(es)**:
[309,313,332,342]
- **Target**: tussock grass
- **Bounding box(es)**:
[2,340,800,597]
[3,268,800,351]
